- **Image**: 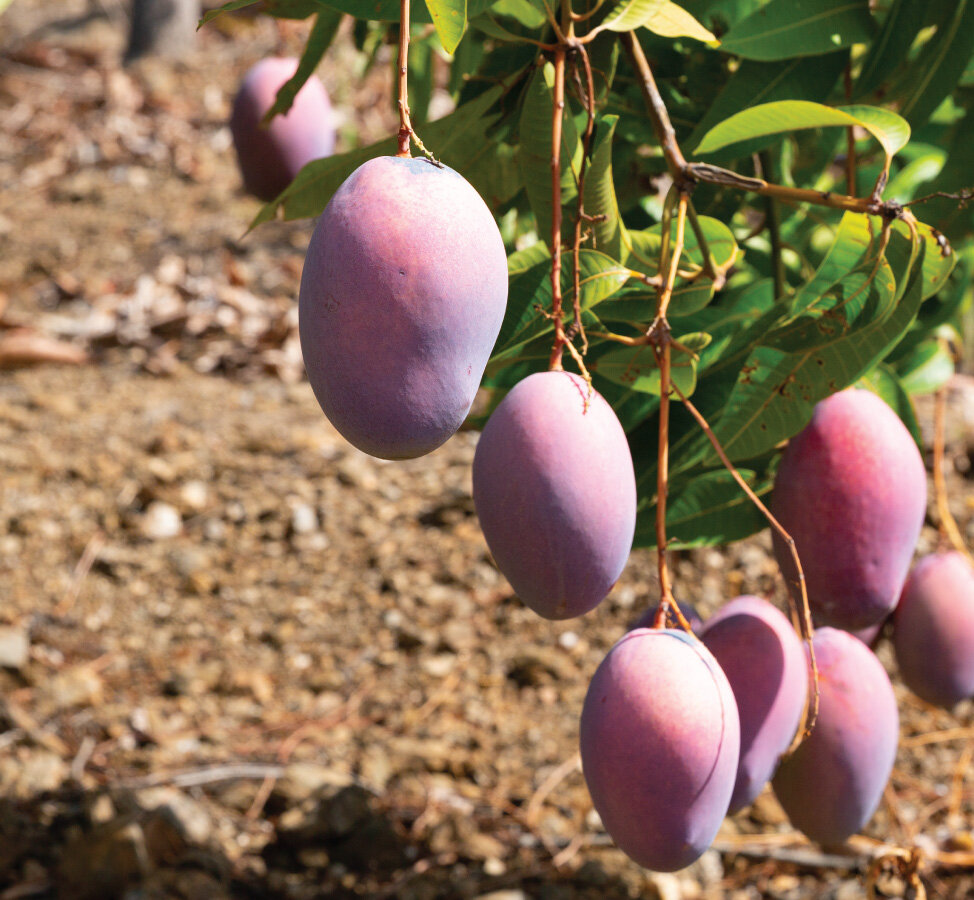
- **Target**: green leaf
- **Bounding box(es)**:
[518,63,581,252]
[252,85,507,227]
[686,52,848,156]
[641,1,718,43]
[720,0,875,62]
[582,116,626,261]
[708,227,924,462]
[856,364,923,447]
[635,468,772,549]
[425,0,467,53]
[316,0,430,21]
[507,243,550,275]
[853,0,926,98]
[492,0,546,27]
[590,336,704,398]
[910,220,957,300]
[199,0,262,27]
[625,215,738,274]
[695,101,910,167]
[600,0,666,32]
[600,0,717,41]
[897,1,974,126]
[491,250,631,359]
[260,9,343,124]
[896,340,956,395]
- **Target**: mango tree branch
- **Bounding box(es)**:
[671,382,820,740]
[647,193,688,629]
[621,30,911,223]
[620,30,687,179]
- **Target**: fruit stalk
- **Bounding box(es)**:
[548,44,568,371]
[671,382,819,739]
[396,0,412,158]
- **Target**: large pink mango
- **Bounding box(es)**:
[299,156,508,460]
[700,596,808,813]
[772,627,898,846]
[230,57,336,201]
[472,371,636,619]
[771,389,927,629]
[894,551,974,708]
[580,628,740,871]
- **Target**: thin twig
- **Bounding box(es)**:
[685,199,724,285]
[759,151,786,300]
[525,752,581,826]
[56,530,105,616]
[671,383,819,740]
[567,42,598,354]
[116,763,288,791]
[619,31,687,178]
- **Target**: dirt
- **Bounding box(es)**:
[1,3,973,899]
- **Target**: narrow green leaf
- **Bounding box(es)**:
[507,243,550,276]
[518,63,581,252]
[642,1,718,43]
[251,85,506,227]
[582,116,626,261]
[425,0,467,53]
[590,338,702,397]
[492,0,546,27]
[897,1,974,126]
[260,9,343,124]
[709,229,924,461]
[199,0,262,27]
[686,52,848,155]
[720,0,875,62]
[896,340,956,395]
[600,0,666,32]
[695,100,910,165]
[492,250,631,359]
[853,0,926,98]
[635,469,772,549]
[857,364,923,447]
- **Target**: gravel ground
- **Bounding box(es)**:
[1,3,973,898]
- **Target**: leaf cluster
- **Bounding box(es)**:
[205,0,973,548]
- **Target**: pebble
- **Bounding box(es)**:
[0,624,29,669]
[141,501,182,539]
[290,502,318,534]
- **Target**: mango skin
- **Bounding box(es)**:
[700,596,808,813]
[230,57,335,201]
[771,389,927,630]
[580,629,740,872]
[894,551,974,708]
[472,371,636,620]
[299,156,508,460]
[772,627,898,847]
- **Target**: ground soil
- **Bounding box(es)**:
[1,3,973,899]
